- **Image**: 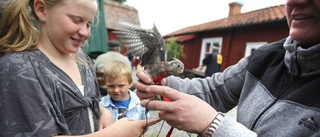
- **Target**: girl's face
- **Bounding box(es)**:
[286,0,320,44]
[106,76,131,101]
[42,0,97,54]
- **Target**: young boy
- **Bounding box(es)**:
[100,61,148,121]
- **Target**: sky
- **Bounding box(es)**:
[125,0,286,35]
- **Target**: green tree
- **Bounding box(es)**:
[165,37,186,60]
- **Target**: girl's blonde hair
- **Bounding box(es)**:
[103,61,133,84]
[0,0,41,53]
[0,0,98,67]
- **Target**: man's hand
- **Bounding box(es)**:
[139,85,218,135]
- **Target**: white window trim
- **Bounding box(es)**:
[199,37,223,67]
[244,42,268,57]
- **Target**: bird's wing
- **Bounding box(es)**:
[112,22,166,67]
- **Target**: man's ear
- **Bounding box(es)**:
[33,0,46,20]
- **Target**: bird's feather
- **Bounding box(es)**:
[113,22,184,82]
[113,22,184,136]
[113,22,165,65]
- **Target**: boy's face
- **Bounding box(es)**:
[105,76,131,101]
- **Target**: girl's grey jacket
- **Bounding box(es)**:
[166,37,320,137]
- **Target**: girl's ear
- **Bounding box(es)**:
[33,0,46,20]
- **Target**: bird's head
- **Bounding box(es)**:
[168,58,184,74]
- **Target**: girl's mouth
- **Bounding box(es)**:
[71,37,82,46]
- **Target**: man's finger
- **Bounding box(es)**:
[136,71,152,84]
[146,85,181,101]
[133,80,148,91]
[141,100,177,112]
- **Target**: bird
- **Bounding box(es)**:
[112,22,184,86]
[113,21,183,137]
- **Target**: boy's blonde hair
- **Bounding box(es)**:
[103,61,132,84]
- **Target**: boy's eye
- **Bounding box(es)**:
[118,85,124,88]
[107,85,115,89]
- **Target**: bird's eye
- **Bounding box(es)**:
[178,65,180,67]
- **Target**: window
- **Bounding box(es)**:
[199,37,222,66]
[244,42,267,57]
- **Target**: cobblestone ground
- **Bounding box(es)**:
[143,107,237,137]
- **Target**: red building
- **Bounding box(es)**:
[164,2,289,72]
[104,0,140,55]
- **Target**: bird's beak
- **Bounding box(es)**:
[178,69,184,74]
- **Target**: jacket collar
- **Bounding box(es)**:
[284,36,320,77]
[103,90,141,109]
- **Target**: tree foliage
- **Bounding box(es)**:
[165,37,186,60]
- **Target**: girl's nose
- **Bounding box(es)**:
[79,25,90,38]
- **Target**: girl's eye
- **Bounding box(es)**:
[87,23,92,28]
[72,17,82,23]
[71,16,92,28]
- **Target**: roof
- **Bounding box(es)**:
[165,4,286,37]
[165,34,198,42]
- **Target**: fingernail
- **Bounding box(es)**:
[146,77,151,83]
[161,79,166,85]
